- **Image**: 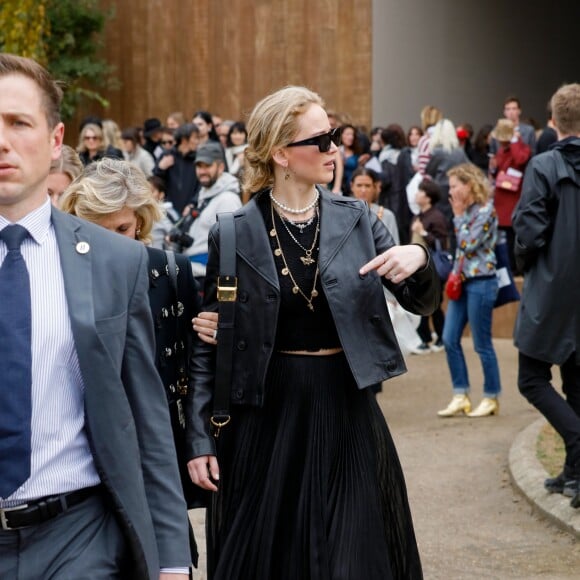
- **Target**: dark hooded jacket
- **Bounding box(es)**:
[512,137,580,364]
[154,148,200,214]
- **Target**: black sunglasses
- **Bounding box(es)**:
[286,127,342,153]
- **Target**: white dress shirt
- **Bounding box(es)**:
[0,200,101,508]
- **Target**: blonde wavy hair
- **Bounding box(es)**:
[429,119,459,152]
[60,158,161,244]
[77,123,105,155]
[447,163,491,205]
[50,145,83,182]
[242,86,325,196]
[420,105,443,131]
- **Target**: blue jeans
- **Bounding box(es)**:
[442,276,501,398]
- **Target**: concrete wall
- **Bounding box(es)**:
[372,0,580,133]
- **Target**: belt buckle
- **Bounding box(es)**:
[0,503,29,531]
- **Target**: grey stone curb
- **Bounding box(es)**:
[509,417,580,538]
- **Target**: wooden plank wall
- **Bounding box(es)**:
[89,0,372,132]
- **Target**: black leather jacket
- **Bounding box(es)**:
[186,188,440,458]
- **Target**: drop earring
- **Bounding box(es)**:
[284,167,291,181]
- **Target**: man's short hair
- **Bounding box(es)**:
[174,122,199,144]
[0,53,62,128]
[551,84,580,136]
[504,95,521,108]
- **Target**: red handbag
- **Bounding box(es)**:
[496,170,522,191]
[445,256,465,301]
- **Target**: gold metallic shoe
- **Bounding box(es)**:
[467,397,499,417]
[437,394,471,417]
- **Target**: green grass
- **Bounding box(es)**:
[536,423,565,477]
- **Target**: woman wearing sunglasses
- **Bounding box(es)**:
[187,86,438,580]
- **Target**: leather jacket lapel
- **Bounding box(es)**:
[318,188,364,274]
[234,197,279,290]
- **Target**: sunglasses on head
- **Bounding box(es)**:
[286,127,342,153]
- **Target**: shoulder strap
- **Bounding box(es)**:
[211,212,237,436]
[165,250,178,295]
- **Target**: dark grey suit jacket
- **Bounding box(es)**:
[51,208,190,578]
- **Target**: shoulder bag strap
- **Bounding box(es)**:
[211,212,237,437]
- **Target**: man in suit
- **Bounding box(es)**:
[0,54,190,578]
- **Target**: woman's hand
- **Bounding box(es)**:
[188,455,219,492]
[359,245,427,283]
[450,194,467,217]
[193,311,218,345]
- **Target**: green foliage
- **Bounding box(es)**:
[0,0,47,62]
[0,0,117,120]
[45,0,117,120]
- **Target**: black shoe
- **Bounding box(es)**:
[570,491,580,509]
[544,470,568,494]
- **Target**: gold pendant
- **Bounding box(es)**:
[292,286,299,294]
[274,248,282,256]
[270,228,276,237]
[307,303,314,312]
[281,267,289,276]
[300,256,315,266]
[311,289,318,298]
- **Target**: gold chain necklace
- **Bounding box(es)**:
[270,201,319,311]
[274,205,319,266]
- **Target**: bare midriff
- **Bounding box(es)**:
[277,347,343,356]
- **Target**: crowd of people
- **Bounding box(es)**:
[2,49,580,580]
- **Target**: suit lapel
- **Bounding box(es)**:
[51,208,96,358]
[318,189,364,274]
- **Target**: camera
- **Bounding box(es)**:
[167,208,200,251]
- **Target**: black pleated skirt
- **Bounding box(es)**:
[207,352,423,580]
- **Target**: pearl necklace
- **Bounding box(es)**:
[270,189,319,215]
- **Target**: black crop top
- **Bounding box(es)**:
[257,193,341,352]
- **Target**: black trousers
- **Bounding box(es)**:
[518,352,580,470]
[417,278,445,344]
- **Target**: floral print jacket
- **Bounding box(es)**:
[453,202,497,279]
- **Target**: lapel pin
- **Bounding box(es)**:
[76,241,90,254]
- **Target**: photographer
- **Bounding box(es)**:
[180,142,242,284]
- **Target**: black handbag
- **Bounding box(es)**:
[211,212,237,438]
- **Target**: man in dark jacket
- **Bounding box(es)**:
[154,123,201,214]
[513,83,580,509]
